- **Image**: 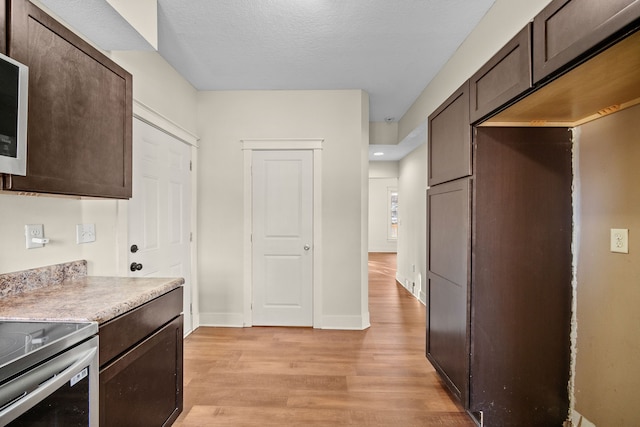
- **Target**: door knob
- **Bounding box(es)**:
[304,244,311,251]
[130,244,139,253]
[130,262,143,272]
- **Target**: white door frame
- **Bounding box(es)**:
[117,100,200,334]
[241,139,323,328]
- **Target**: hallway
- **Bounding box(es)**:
[175,253,472,426]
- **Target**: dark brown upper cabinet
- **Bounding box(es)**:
[428,81,471,186]
[469,25,532,124]
[533,0,640,84]
[2,0,132,198]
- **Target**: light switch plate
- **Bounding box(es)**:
[610,228,629,253]
[76,224,96,244]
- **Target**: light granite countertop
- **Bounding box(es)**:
[0,276,184,324]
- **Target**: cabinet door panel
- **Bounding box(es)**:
[470,25,531,123]
[428,82,471,186]
[100,315,183,427]
[4,0,132,198]
[471,127,572,426]
[533,0,640,83]
[427,179,471,286]
[427,274,468,403]
[426,178,471,406]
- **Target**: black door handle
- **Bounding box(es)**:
[130,244,139,253]
[130,262,143,272]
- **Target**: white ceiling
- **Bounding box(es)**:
[39,0,495,160]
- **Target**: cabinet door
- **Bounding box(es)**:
[470,25,531,123]
[533,0,640,84]
[426,178,471,406]
[100,315,184,427]
[471,127,572,426]
[3,0,132,198]
[428,82,471,186]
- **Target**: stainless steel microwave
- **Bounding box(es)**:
[0,51,28,176]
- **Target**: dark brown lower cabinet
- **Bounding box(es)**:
[426,178,471,406]
[469,127,573,426]
[100,315,183,427]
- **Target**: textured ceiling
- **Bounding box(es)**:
[156,0,495,123]
[39,0,495,159]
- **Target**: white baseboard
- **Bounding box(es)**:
[396,272,424,304]
[196,312,370,330]
[198,312,245,327]
[321,314,370,330]
[368,246,397,253]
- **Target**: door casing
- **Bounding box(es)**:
[241,139,323,328]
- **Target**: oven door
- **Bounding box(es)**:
[0,336,98,426]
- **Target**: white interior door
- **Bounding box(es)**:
[252,150,313,326]
[129,118,192,333]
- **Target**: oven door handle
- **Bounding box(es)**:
[0,340,98,426]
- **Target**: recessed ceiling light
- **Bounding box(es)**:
[373,152,384,156]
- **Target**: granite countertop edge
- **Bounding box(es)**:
[0,276,185,325]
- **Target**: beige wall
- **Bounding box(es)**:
[369,161,399,178]
[106,0,158,48]
[369,121,398,145]
[196,90,369,328]
[396,143,427,302]
[109,51,199,136]
[574,104,640,426]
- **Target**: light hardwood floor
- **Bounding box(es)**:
[174,253,473,426]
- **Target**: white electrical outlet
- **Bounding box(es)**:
[25,224,45,249]
[610,228,629,254]
[76,224,96,244]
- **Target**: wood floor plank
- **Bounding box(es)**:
[174,253,472,426]
[179,406,351,426]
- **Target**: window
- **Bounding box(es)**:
[388,188,398,240]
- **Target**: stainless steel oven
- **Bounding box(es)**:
[0,321,98,426]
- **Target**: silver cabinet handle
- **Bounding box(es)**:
[304,245,311,251]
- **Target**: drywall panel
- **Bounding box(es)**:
[574,104,640,426]
[369,161,399,178]
[396,143,427,302]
